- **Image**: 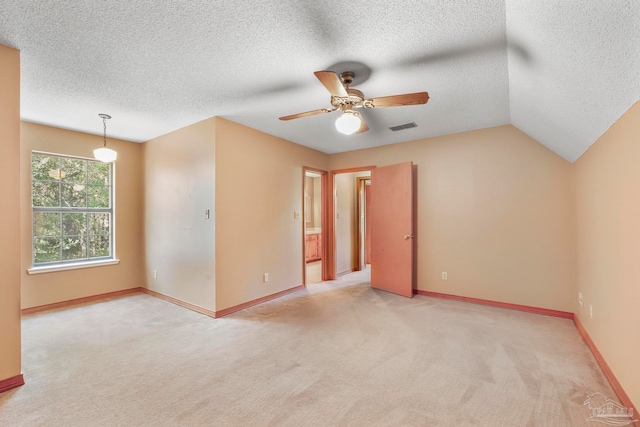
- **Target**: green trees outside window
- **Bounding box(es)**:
[31,152,113,265]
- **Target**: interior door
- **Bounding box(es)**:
[370,162,414,297]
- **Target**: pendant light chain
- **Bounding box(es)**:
[103,115,107,148]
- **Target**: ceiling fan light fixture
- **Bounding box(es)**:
[93,113,117,163]
[335,111,361,135]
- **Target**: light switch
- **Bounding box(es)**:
[294,211,300,219]
[578,292,583,307]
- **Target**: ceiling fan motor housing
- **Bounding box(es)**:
[331,86,366,110]
[328,71,364,111]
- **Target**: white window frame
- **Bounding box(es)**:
[28,151,119,274]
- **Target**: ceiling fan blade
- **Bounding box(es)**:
[355,116,369,134]
[279,108,334,121]
[314,71,349,97]
[367,92,429,108]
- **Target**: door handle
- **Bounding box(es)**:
[404,235,413,240]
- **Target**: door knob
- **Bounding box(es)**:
[404,235,413,240]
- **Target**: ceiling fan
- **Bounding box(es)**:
[279,70,429,135]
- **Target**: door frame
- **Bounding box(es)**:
[356,176,371,271]
[302,167,329,285]
[327,166,376,280]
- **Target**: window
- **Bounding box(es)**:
[31,152,114,267]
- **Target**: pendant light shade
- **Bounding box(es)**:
[335,111,362,135]
[93,147,118,163]
[94,114,117,163]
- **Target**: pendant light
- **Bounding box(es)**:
[93,113,117,163]
[335,110,362,135]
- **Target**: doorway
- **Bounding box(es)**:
[326,163,415,297]
[327,167,373,279]
[303,168,328,285]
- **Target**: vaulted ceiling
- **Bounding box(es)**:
[1,1,638,162]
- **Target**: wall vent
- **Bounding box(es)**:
[389,122,417,131]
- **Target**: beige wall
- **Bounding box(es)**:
[0,44,21,382]
[215,118,329,311]
[313,176,321,229]
[20,122,145,308]
[304,174,322,229]
[574,101,640,408]
[335,173,356,275]
[330,125,575,312]
[335,171,370,275]
[143,118,216,311]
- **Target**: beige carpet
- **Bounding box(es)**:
[0,270,618,426]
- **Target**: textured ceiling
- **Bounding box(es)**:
[0,1,638,161]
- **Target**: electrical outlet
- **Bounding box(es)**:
[441,272,448,280]
[263,273,269,283]
[578,292,583,307]
[294,211,300,219]
[589,304,593,319]
[153,269,157,279]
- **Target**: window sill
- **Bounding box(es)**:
[27,259,120,275]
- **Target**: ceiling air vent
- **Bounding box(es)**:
[389,122,417,131]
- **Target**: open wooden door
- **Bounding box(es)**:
[370,162,414,297]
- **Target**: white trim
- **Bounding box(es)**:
[112,160,117,262]
[32,150,95,161]
[27,259,120,275]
